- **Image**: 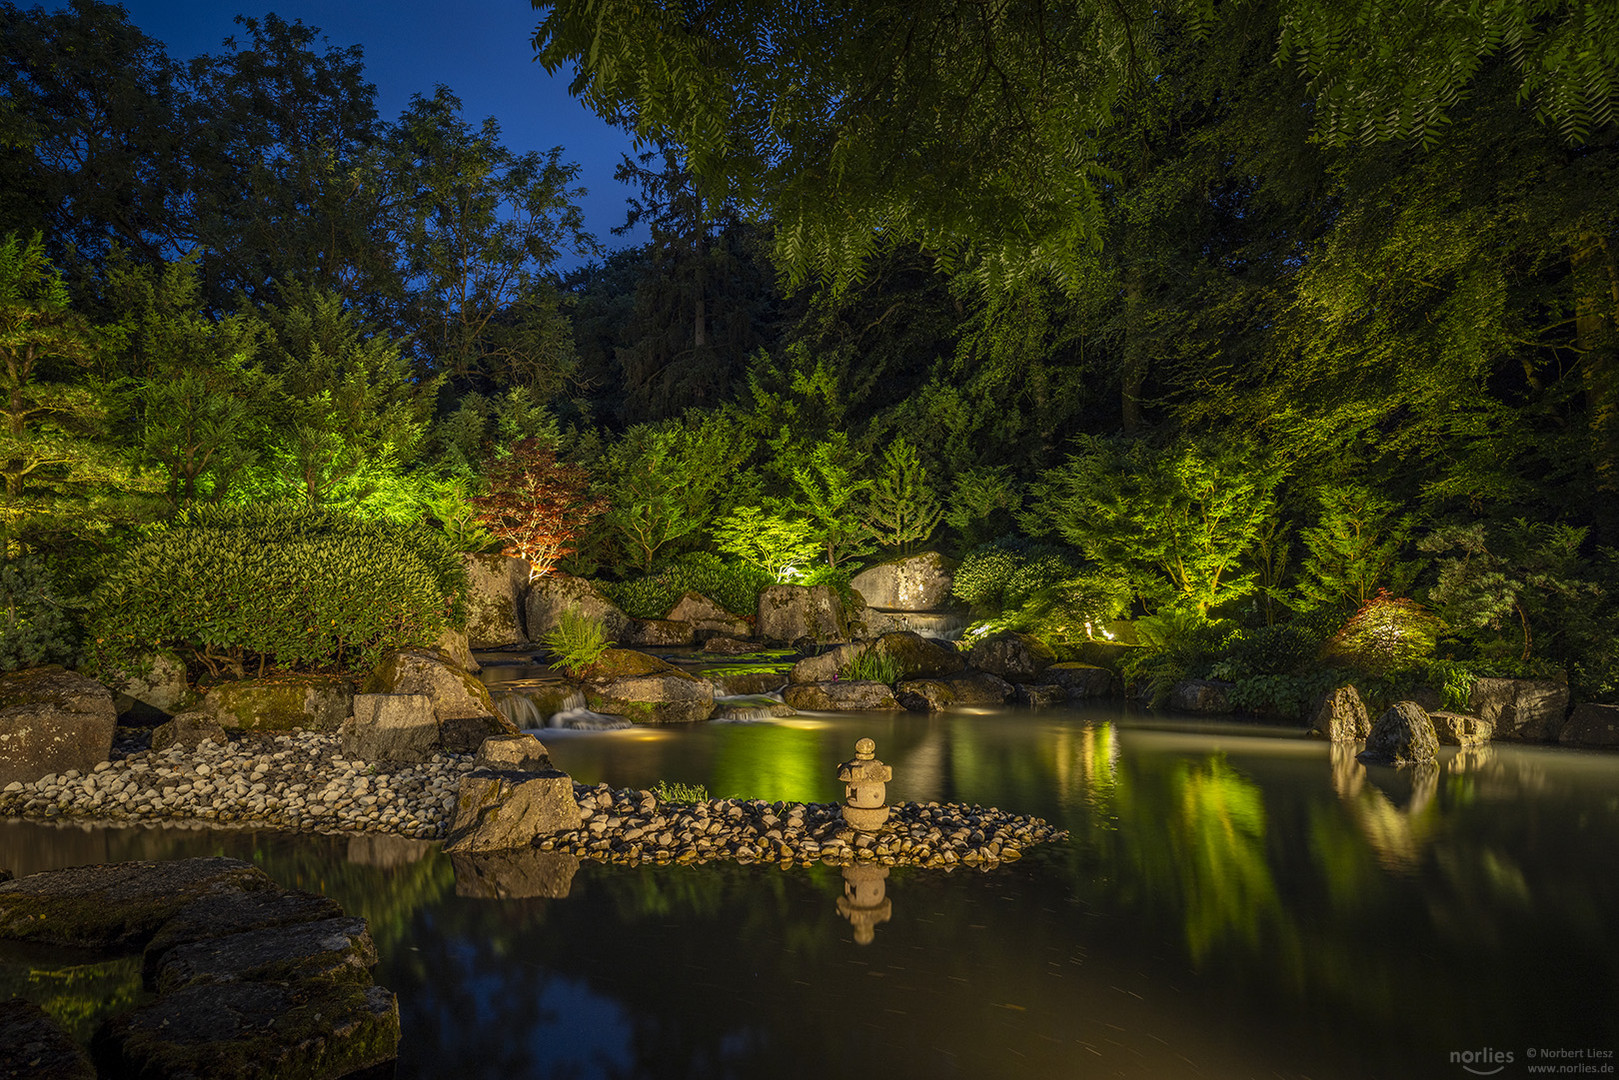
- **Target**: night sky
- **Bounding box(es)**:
[119,0,646,267]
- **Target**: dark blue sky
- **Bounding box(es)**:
[120,0,645,267]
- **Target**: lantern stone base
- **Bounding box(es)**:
[840,804,890,831]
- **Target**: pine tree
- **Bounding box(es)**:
[865,438,942,554]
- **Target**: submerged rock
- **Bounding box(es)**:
[144,889,345,981]
[1016,683,1067,707]
[151,916,377,995]
[1358,701,1440,767]
[0,666,117,787]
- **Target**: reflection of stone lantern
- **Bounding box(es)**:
[838,738,891,831]
[837,864,892,945]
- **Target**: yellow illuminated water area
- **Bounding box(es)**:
[4,701,1618,1079]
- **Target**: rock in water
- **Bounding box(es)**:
[966,632,1055,683]
[445,768,583,853]
[0,857,277,948]
[1358,701,1440,767]
[1310,685,1371,740]
[0,998,95,1080]
[150,916,377,995]
[1429,710,1492,747]
[1044,662,1113,699]
[1168,678,1234,714]
[586,670,715,724]
[0,666,116,786]
[1560,702,1619,747]
[782,681,902,711]
[1467,677,1570,741]
[942,670,1016,705]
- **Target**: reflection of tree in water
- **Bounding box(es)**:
[0,950,143,1042]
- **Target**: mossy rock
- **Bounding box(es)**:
[585,671,714,724]
[202,675,354,734]
[0,997,99,1079]
[585,648,679,680]
[92,979,399,1080]
[0,858,278,949]
[873,631,964,679]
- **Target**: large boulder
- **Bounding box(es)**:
[1310,685,1371,741]
[873,631,964,679]
[966,632,1055,683]
[339,694,439,763]
[202,674,354,734]
[942,670,1017,705]
[525,573,628,640]
[1559,703,1619,747]
[0,857,277,948]
[1468,677,1570,741]
[451,850,580,900]
[586,671,715,724]
[433,626,479,673]
[666,593,750,639]
[782,681,902,711]
[143,889,345,980]
[0,666,116,787]
[444,767,583,853]
[362,649,517,753]
[107,649,192,717]
[462,554,531,648]
[756,585,849,645]
[0,999,94,1080]
[1168,679,1234,714]
[1358,701,1440,767]
[1044,662,1113,699]
[619,618,697,647]
[849,552,956,612]
[789,643,863,684]
[1429,710,1492,747]
[150,712,229,753]
[896,680,956,712]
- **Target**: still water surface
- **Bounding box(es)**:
[3,703,1617,1079]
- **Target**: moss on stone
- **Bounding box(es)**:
[203,675,353,733]
[586,648,678,680]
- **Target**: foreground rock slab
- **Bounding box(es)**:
[0,998,95,1080]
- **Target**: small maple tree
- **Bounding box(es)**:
[470,438,606,579]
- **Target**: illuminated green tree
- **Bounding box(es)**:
[864,438,941,554]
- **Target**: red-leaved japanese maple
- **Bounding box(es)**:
[471,438,606,579]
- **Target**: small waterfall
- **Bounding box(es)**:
[547,706,632,731]
[710,693,796,722]
[494,688,602,730]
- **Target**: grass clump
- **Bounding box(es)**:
[542,607,611,677]
[651,780,711,803]
[842,650,902,684]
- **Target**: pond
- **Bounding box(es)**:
[3,702,1617,1079]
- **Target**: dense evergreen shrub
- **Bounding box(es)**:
[0,557,84,670]
[952,539,1029,609]
[603,553,772,620]
[87,504,467,676]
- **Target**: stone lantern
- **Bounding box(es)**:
[838,737,891,831]
[837,864,892,945]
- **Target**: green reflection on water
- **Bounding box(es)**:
[0,952,144,1042]
[710,723,826,802]
[1167,755,1280,963]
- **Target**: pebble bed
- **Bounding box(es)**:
[542,783,1066,870]
[0,731,1068,869]
[0,731,469,839]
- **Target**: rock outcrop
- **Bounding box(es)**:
[756,585,849,644]
[525,573,628,640]
[619,618,697,647]
[1468,677,1570,741]
[202,674,354,734]
[462,553,531,648]
[1429,710,1492,747]
[361,649,517,753]
[339,694,439,763]
[0,666,116,787]
[849,552,956,611]
[1358,701,1440,767]
[1560,702,1619,747]
[107,649,192,718]
[966,632,1055,683]
[942,670,1016,705]
[666,592,750,639]
[1043,662,1113,699]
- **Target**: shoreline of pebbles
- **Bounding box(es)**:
[0,730,1068,869]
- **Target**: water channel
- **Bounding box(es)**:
[3,689,1617,1077]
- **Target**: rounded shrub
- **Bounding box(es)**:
[604,552,772,620]
[87,504,467,676]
